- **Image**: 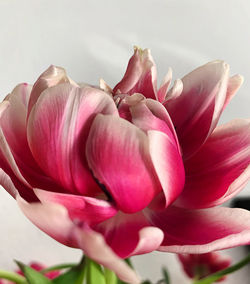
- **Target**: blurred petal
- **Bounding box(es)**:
[176,119,250,209]
[153,206,250,253]
[27,65,77,116]
[94,211,163,258]
[17,196,140,284]
[113,47,157,99]
[34,188,117,225]
[164,79,183,102]
[223,74,244,110]
[157,67,172,102]
[86,114,161,213]
[164,61,229,159]
[27,84,118,196]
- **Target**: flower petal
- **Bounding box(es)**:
[27,65,77,117]
[164,61,229,159]
[17,196,140,284]
[176,119,250,209]
[157,67,172,103]
[223,74,244,111]
[86,114,161,213]
[148,130,185,208]
[94,211,163,258]
[27,84,118,196]
[152,206,250,253]
[113,47,157,99]
[34,188,117,225]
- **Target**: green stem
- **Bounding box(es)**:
[40,263,77,274]
[0,270,27,284]
[193,253,250,284]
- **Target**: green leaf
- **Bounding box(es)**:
[104,268,117,284]
[141,280,152,284]
[40,263,77,274]
[162,267,170,284]
[86,258,106,284]
[15,261,52,284]
[52,257,85,284]
[193,253,250,284]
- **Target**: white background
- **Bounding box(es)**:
[0,1,250,283]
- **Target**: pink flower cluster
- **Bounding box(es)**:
[0,47,249,283]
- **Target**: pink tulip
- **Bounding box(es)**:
[0,262,60,284]
[0,48,250,283]
[178,252,231,281]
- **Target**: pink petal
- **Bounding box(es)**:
[34,188,117,225]
[157,67,172,103]
[164,79,183,102]
[17,196,140,284]
[113,47,157,99]
[27,84,118,196]
[0,84,67,194]
[152,206,250,253]
[86,114,161,213]
[94,211,163,258]
[148,130,185,208]
[223,74,244,111]
[164,61,229,159]
[27,65,77,117]
[176,119,250,209]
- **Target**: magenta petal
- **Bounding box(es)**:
[113,47,157,99]
[94,211,163,258]
[164,61,229,159]
[27,84,118,196]
[148,130,185,208]
[152,206,250,253]
[86,114,161,213]
[176,119,250,209]
[17,197,140,284]
[34,188,117,225]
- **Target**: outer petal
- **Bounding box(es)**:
[34,188,117,225]
[113,47,157,99]
[176,119,250,209]
[27,65,77,117]
[86,114,161,213]
[152,206,250,253]
[0,84,63,194]
[17,196,140,284]
[94,211,164,258]
[27,84,118,196]
[164,61,229,159]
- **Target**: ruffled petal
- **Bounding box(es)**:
[176,119,250,209]
[164,61,230,159]
[34,188,117,225]
[94,211,163,258]
[113,47,157,99]
[151,206,250,253]
[86,114,161,213]
[27,65,77,117]
[17,196,140,284]
[27,84,118,196]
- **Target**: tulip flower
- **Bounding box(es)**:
[177,252,231,282]
[0,47,250,284]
